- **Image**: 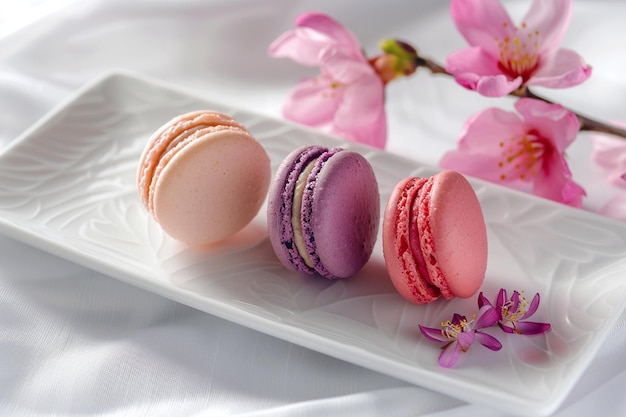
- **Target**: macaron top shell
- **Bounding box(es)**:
[303,149,380,279]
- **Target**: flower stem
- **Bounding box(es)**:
[415,56,448,76]
[416,56,626,141]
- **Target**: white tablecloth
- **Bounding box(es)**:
[1,0,625,416]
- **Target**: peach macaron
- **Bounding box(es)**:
[137,110,271,245]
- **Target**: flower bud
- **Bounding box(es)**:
[370,39,419,84]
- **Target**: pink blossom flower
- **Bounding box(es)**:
[268,12,386,148]
[440,98,586,207]
[479,289,551,335]
[599,194,626,222]
[446,0,591,97]
[591,126,626,188]
[591,127,626,221]
[419,305,501,368]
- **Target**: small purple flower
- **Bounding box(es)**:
[419,305,502,368]
[479,289,551,335]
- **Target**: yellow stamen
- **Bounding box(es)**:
[497,132,545,181]
[496,22,540,81]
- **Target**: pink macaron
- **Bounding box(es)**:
[267,146,380,279]
[137,110,271,245]
[382,170,488,304]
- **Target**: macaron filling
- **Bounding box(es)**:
[277,146,327,275]
[408,205,432,285]
[414,177,454,299]
[291,159,317,268]
[162,124,229,154]
[299,148,344,279]
[394,177,440,303]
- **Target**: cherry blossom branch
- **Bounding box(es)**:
[415,56,626,141]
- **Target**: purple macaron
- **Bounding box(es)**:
[267,145,380,279]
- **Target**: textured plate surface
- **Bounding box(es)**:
[1,71,625,416]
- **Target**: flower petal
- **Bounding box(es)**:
[451,313,467,326]
[439,151,507,184]
[495,288,507,311]
[475,331,503,351]
[319,47,372,84]
[268,29,316,65]
[474,305,500,330]
[599,194,626,222]
[477,292,493,309]
[457,331,475,351]
[513,321,551,335]
[591,130,626,187]
[439,108,527,183]
[450,0,513,57]
[268,12,362,66]
[557,179,586,207]
[295,12,362,59]
[438,342,462,368]
[268,26,338,66]
[498,323,516,334]
[455,107,526,153]
[533,143,586,207]
[332,76,386,148]
[474,74,523,98]
[530,48,592,88]
[522,0,572,53]
[520,292,541,320]
[514,98,579,151]
[419,325,448,343]
[510,290,521,313]
[446,47,522,96]
[281,76,340,127]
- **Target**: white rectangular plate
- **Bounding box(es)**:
[1,71,625,416]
